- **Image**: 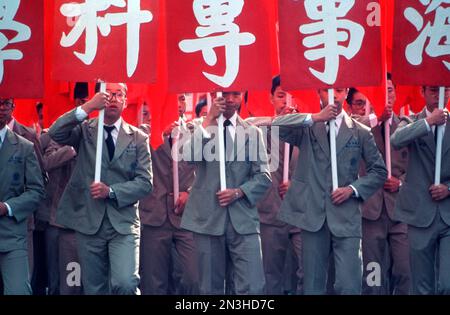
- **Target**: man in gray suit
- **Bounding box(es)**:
[272,88,387,295]
[0,98,45,294]
[391,85,450,295]
[181,91,272,294]
[347,78,411,295]
[139,122,199,295]
[252,76,303,295]
[49,83,153,295]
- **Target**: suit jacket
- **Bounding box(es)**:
[48,109,153,235]
[181,115,272,236]
[391,109,450,228]
[0,129,45,252]
[40,132,77,227]
[357,115,409,221]
[249,122,300,226]
[272,112,387,238]
[139,131,196,228]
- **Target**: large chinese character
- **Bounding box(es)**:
[299,0,364,85]
[60,0,153,77]
[404,0,450,70]
[0,0,31,83]
[178,0,255,88]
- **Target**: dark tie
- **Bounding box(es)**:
[104,125,115,161]
[223,119,232,150]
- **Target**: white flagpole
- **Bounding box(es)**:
[216,92,226,191]
[283,93,292,183]
[172,119,181,204]
[435,86,446,185]
[385,115,392,179]
[94,82,106,183]
[329,89,338,191]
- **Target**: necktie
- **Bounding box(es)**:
[104,125,115,161]
[223,119,232,150]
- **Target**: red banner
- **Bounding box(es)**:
[166,0,272,93]
[52,0,158,83]
[0,0,44,98]
[392,1,450,86]
[279,0,383,90]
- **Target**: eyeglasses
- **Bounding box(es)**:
[107,91,126,101]
[0,100,13,108]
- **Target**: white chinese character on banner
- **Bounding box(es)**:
[178,0,255,88]
[299,0,364,85]
[60,0,153,77]
[0,0,31,83]
[404,0,450,70]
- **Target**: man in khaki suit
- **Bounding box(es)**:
[272,88,387,295]
[0,99,45,294]
[251,76,303,294]
[391,86,450,295]
[49,83,153,295]
[181,91,272,294]
[139,122,199,295]
[347,77,411,295]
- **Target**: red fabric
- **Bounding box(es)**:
[0,0,44,99]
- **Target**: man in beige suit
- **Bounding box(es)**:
[272,88,387,295]
[347,77,411,295]
[181,91,272,294]
[0,99,45,294]
[139,121,199,295]
[251,76,303,295]
[49,83,153,295]
[391,86,450,295]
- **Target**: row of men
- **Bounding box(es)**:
[0,76,449,295]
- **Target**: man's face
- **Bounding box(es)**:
[387,79,396,107]
[105,83,127,122]
[178,94,186,116]
[0,98,14,125]
[199,105,208,117]
[271,86,288,116]
[318,88,348,112]
[142,103,151,125]
[421,86,450,112]
[221,91,242,118]
[348,91,367,116]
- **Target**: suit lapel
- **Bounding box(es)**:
[336,114,354,155]
[231,117,249,162]
[442,122,450,157]
[112,121,133,163]
[311,122,330,159]
[0,129,18,167]
[418,109,436,156]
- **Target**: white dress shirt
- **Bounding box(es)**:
[75,106,122,145]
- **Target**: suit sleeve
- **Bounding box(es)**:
[5,146,45,222]
[110,133,153,209]
[48,109,84,149]
[391,118,430,149]
[272,113,312,146]
[350,129,387,201]
[43,141,77,172]
[239,128,272,208]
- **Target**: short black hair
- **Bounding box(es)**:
[195,99,207,118]
[387,72,392,81]
[346,87,360,105]
[74,82,89,99]
[271,75,281,95]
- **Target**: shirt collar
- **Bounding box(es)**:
[0,125,7,143]
[224,112,238,127]
[104,117,122,131]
